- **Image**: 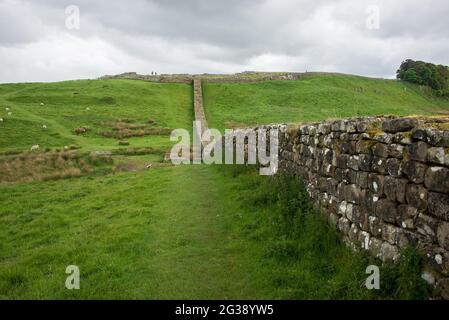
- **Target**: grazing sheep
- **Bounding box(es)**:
[0,118,3,122]
[30,144,40,151]
[64,145,69,150]
[146,163,152,169]
[5,107,9,111]
[86,107,90,111]
[40,103,45,106]
[74,127,87,135]
[42,124,47,129]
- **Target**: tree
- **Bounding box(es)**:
[397,59,449,96]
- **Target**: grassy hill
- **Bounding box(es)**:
[0,74,431,299]
[0,79,193,153]
[203,74,449,130]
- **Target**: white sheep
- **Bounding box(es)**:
[42,124,47,129]
[40,103,45,106]
[146,164,152,169]
[30,144,40,151]
[86,107,90,111]
[0,118,3,122]
[64,145,69,150]
[5,107,10,111]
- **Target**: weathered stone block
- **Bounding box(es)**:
[375,199,399,224]
[355,140,373,154]
[382,118,419,133]
[347,155,359,171]
[428,192,449,221]
[372,132,394,144]
[356,121,368,133]
[437,222,449,251]
[341,141,356,154]
[424,166,449,193]
[356,171,369,189]
[408,141,428,162]
[386,158,402,177]
[368,173,385,196]
[369,216,382,237]
[427,147,445,165]
[402,160,427,184]
[381,223,403,245]
[372,156,387,174]
[358,154,373,171]
[372,143,389,158]
[338,201,347,216]
[380,242,399,261]
[338,216,351,234]
[416,213,438,243]
[344,184,362,204]
[336,154,349,169]
[397,205,418,229]
[384,176,407,203]
[345,203,354,221]
[393,132,412,145]
[405,183,428,211]
[387,144,404,159]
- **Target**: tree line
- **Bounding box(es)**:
[397,59,449,96]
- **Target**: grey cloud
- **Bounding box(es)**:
[0,0,448,82]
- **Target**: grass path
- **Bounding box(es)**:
[0,165,274,299]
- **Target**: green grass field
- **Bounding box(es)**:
[203,74,449,130]
[0,79,193,153]
[0,74,442,299]
[0,165,426,299]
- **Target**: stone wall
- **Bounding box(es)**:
[193,79,208,138]
[99,72,301,83]
[262,116,449,297]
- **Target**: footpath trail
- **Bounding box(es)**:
[0,165,275,299]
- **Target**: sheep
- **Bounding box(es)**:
[30,144,40,151]
[86,107,90,111]
[146,163,152,169]
[74,127,87,135]
[64,145,69,150]
[42,124,47,129]
[40,103,45,106]
[5,107,9,111]
[0,118,3,122]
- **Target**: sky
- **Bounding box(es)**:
[0,0,448,83]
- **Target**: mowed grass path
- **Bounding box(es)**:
[203,74,449,130]
[0,166,277,299]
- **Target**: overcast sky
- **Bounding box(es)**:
[1,0,448,83]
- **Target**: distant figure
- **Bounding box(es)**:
[151,71,154,75]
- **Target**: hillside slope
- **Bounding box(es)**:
[0,80,193,153]
[203,74,449,130]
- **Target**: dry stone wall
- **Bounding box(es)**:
[262,116,449,296]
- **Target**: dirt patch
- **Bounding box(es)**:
[0,151,97,184]
[99,120,171,139]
